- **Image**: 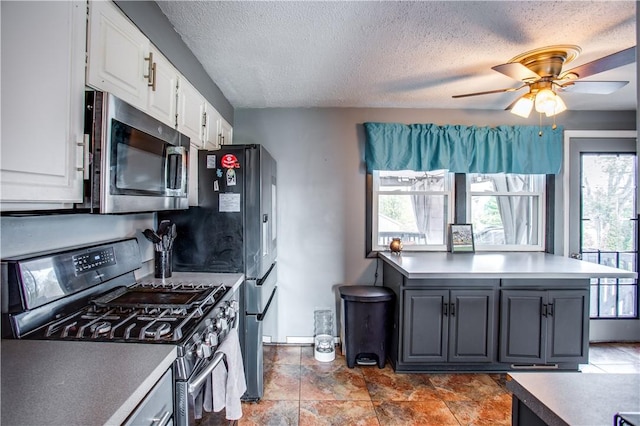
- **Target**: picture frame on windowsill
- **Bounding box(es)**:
[449,223,475,253]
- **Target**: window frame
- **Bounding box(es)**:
[367,171,552,256]
[367,170,455,255]
[466,173,547,252]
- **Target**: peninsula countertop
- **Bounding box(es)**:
[507,372,640,426]
[379,251,637,279]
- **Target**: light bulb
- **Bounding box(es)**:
[535,88,557,115]
[511,95,534,118]
[545,94,567,117]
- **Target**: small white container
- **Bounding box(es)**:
[314,309,335,362]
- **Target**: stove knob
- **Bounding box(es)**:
[220,318,229,333]
[208,332,218,347]
[195,342,204,358]
[201,342,212,358]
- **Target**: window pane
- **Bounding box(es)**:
[373,170,453,251]
[590,284,599,317]
[618,285,638,317]
[378,170,450,191]
[599,284,618,317]
[467,173,544,249]
[469,174,542,192]
[470,195,539,245]
[378,194,447,246]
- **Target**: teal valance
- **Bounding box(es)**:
[364,123,563,174]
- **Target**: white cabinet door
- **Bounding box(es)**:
[203,103,222,150]
[177,78,205,147]
[147,45,178,127]
[1,1,85,209]
[86,0,150,111]
[219,117,233,146]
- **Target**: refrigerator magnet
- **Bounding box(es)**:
[213,180,219,191]
[206,155,216,169]
[226,168,237,186]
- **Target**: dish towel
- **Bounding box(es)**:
[203,327,247,420]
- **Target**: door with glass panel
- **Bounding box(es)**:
[568,136,637,328]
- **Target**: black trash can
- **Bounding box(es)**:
[339,285,394,368]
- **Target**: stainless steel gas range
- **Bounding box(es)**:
[1,238,243,426]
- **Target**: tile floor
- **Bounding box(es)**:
[197,342,640,426]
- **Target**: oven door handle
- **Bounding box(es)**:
[187,352,226,395]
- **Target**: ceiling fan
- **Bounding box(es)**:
[452,45,636,118]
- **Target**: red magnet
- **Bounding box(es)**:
[221,154,240,169]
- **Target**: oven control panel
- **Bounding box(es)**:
[72,247,116,274]
[193,300,239,359]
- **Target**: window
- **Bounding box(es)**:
[371,170,454,251]
[367,171,547,254]
[467,173,546,251]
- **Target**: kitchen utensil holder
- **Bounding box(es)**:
[154,249,172,279]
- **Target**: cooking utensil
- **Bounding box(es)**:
[158,220,171,237]
[143,229,161,244]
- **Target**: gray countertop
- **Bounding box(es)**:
[0,272,244,426]
[507,372,640,426]
[379,251,637,279]
[1,339,176,426]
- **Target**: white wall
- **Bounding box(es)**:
[235,107,636,342]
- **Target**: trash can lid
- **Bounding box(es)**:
[339,285,394,302]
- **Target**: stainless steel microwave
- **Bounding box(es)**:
[80,91,189,214]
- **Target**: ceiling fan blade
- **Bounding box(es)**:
[452,85,525,99]
[557,80,629,94]
[560,46,636,80]
[492,63,540,81]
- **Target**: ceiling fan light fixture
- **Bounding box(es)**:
[511,94,534,118]
[545,94,567,117]
[534,88,558,115]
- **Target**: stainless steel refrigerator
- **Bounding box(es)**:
[159,144,277,401]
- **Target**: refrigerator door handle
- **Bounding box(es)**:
[247,261,277,285]
[256,287,277,321]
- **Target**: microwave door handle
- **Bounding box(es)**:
[165,146,188,194]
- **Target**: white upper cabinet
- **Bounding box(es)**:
[0,1,86,210]
[177,77,206,146]
[147,45,178,127]
[219,117,234,146]
[203,103,222,150]
[87,0,150,111]
[87,1,178,127]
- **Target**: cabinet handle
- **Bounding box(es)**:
[443,302,448,316]
[149,61,157,91]
[548,303,554,317]
[450,303,455,316]
[144,52,155,89]
[542,303,548,317]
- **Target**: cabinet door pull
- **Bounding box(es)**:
[443,302,448,316]
[450,303,455,316]
[149,61,157,91]
[548,303,554,316]
[144,52,154,88]
[542,303,548,317]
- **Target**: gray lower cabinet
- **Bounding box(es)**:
[499,289,589,364]
[403,289,496,363]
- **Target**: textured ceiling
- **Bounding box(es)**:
[156,1,636,111]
